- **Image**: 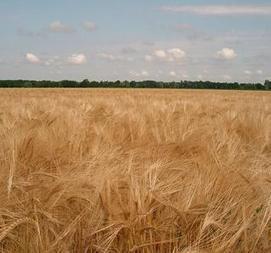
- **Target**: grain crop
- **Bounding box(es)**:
[0,89,270,253]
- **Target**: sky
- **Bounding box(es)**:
[0,0,270,82]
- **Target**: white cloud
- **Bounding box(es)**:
[68,54,87,65]
[257,70,263,75]
[49,21,74,33]
[45,61,52,66]
[129,71,138,77]
[161,5,271,16]
[244,70,252,75]
[25,53,41,64]
[99,53,116,61]
[99,53,134,62]
[167,48,186,59]
[45,56,63,67]
[154,50,167,59]
[44,57,60,66]
[83,21,97,31]
[145,55,153,62]
[129,70,149,78]
[153,48,186,62]
[169,71,177,77]
[141,70,149,77]
[217,48,237,60]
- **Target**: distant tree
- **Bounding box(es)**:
[60,80,78,87]
[264,80,271,90]
[81,79,90,87]
[0,79,270,90]
[131,81,136,88]
[123,81,128,88]
[24,81,33,88]
[114,80,121,87]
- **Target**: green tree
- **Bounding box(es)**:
[81,79,90,87]
[264,80,271,90]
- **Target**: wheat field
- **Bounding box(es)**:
[0,88,270,253]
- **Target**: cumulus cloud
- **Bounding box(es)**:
[152,48,186,62]
[169,71,177,77]
[99,53,134,62]
[167,48,186,59]
[217,48,237,60]
[25,54,64,67]
[244,70,252,75]
[141,70,149,77]
[44,56,61,67]
[82,21,97,32]
[129,71,138,77]
[45,60,53,66]
[129,70,149,78]
[145,55,153,62]
[161,5,271,16]
[25,53,41,64]
[99,53,116,61]
[49,21,74,33]
[154,50,167,59]
[68,54,87,65]
[244,70,263,76]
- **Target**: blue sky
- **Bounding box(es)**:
[0,0,270,82]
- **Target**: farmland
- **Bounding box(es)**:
[0,89,270,252]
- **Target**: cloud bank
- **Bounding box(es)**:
[161,5,271,16]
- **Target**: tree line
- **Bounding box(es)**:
[0,79,270,90]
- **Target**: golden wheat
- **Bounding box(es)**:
[0,88,270,253]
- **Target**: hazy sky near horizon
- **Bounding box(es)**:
[0,0,271,82]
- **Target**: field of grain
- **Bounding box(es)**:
[0,89,270,253]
